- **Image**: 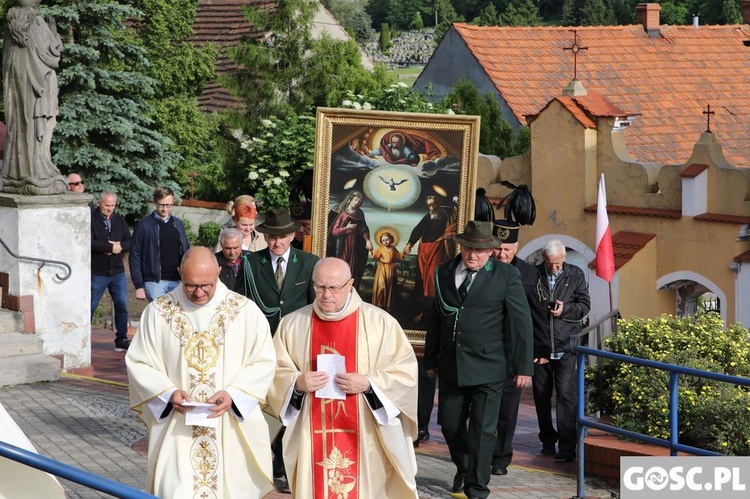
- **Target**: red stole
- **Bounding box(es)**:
[310,312,360,499]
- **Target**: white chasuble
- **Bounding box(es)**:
[127,282,275,499]
[268,290,419,499]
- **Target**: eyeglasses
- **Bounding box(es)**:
[68,181,83,186]
[184,283,215,293]
[312,279,352,294]
[156,203,174,208]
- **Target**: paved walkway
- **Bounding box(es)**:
[0,327,617,498]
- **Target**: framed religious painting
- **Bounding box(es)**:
[311,107,480,347]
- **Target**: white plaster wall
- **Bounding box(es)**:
[171,205,231,232]
[0,193,91,368]
[734,263,749,327]
[682,170,707,216]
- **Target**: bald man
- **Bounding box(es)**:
[268,258,419,498]
[126,247,276,498]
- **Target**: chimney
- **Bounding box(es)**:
[743,0,750,24]
[635,3,661,37]
[692,14,699,29]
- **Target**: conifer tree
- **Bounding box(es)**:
[45,0,180,216]
[130,0,223,200]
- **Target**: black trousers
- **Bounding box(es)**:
[438,377,504,499]
[532,353,578,458]
[272,426,286,477]
[417,357,437,433]
[492,376,523,467]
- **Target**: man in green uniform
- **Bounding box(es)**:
[425,221,533,499]
[234,207,319,493]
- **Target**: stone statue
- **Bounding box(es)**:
[2,0,66,195]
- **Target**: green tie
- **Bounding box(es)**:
[275,256,285,289]
[458,269,475,300]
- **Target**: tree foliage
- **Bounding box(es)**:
[233,114,317,209]
[44,0,180,217]
[130,0,222,202]
[326,0,375,44]
[224,0,317,130]
[501,0,542,26]
[443,79,527,157]
[561,0,615,26]
[477,3,501,25]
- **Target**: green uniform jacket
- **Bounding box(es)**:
[424,255,533,387]
[234,248,319,333]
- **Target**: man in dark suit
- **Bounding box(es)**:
[425,221,533,499]
[533,239,590,463]
[490,220,546,476]
[234,207,318,494]
[234,208,319,333]
[215,228,249,290]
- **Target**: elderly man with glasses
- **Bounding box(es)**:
[268,257,419,498]
[67,173,85,193]
[126,247,276,498]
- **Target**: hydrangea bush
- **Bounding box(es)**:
[587,313,750,455]
[233,114,316,209]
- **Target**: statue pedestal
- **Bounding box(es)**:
[0,193,92,369]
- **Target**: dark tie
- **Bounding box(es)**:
[275,256,285,289]
[458,269,475,300]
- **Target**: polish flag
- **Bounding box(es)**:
[595,174,615,282]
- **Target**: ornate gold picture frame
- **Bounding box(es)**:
[311,107,480,346]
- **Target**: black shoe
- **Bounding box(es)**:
[274,475,291,493]
[541,444,556,455]
[451,471,465,493]
[553,453,576,462]
[491,463,508,475]
[418,430,430,441]
[114,338,131,352]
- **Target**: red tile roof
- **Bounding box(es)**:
[189,0,273,111]
[694,213,750,224]
[588,231,656,270]
[583,204,682,219]
[452,22,750,167]
[197,82,244,113]
[528,89,632,128]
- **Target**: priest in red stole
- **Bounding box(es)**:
[268,257,419,498]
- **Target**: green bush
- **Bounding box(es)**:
[198,222,223,249]
[182,219,198,247]
[587,313,750,455]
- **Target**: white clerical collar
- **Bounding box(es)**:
[320,291,353,318]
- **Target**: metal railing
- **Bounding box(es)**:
[0,235,71,280]
[0,440,156,498]
[573,337,750,498]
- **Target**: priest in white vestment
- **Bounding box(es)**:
[127,247,276,498]
[268,257,419,498]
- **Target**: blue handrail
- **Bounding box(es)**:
[0,440,156,498]
[573,343,750,498]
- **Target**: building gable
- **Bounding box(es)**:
[422,13,750,168]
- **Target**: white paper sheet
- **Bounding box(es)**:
[315,354,346,400]
[182,401,219,428]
